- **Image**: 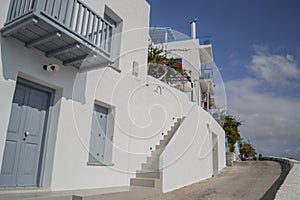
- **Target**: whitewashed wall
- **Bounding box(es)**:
[0,0,152,191]
[160,104,226,193]
[0,0,225,192]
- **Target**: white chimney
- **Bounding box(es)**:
[190,18,197,39]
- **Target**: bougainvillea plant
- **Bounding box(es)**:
[148,44,189,78]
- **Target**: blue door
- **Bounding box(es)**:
[0,79,52,187]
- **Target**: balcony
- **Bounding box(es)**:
[208,108,223,125]
[148,63,193,93]
[199,68,214,93]
[149,27,175,44]
[209,108,220,120]
[200,68,213,80]
[149,27,192,44]
[1,0,114,70]
[199,36,211,46]
[199,36,213,63]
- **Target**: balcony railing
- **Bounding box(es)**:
[200,68,214,80]
[2,0,114,70]
[148,63,193,93]
[199,36,212,45]
[149,27,192,44]
[209,108,220,120]
[209,108,224,126]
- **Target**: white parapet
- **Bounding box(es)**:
[275,159,300,200]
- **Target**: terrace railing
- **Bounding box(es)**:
[199,36,212,45]
[208,108,220,120]
[200,68,214,80]
[148,63,193,93]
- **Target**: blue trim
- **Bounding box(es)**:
[225,137,229,152]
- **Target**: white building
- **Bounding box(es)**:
[0,0,225,194]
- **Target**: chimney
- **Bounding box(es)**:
[190,18,197,39]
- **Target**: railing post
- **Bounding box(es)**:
[34,0,47,14]
[164,29,168,43]
[109,24,115,58]
[6,0,16,22]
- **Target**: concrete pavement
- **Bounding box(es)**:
[0,161,294,200]
[145,161,282,200]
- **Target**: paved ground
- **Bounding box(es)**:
[145,161,281,200]
[0,161,283,200]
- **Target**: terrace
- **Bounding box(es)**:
[199,36,212,46]
[209,107,222,125]
[199,68,214,93]
[148,63,193,93]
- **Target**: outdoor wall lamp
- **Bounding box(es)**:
[43,64,60,73]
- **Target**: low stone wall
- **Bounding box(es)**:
[274,158,300,200]
[260,157,299,200]
[262,156,294,168]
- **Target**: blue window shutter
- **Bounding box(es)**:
[89,104,109,163]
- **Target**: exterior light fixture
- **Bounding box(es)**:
[43,64,60,73]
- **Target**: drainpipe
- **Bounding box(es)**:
[207,92,210,110]
[165,29,168,43]
[190,18,197,39]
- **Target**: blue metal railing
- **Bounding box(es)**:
[199,36,212,45]
[225,137,229,152]
[199,68,213,80]
[208,108,221,120]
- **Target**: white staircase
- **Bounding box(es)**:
[130,118,184,192]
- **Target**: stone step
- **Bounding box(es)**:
[151,149,164,157]
[170,123,180,132]
[141,163,159,171]
[136,170,161,179]
[130,186,162,194]
[177,117,184,123]
[146,156,159,164]
[155,144,164,150]
[130,178,158,188]
[131,117,183,192]
[162,134,171,143]
[75,188,158,200]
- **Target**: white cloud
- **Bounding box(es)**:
[228,52,240,66]
[226,78,300,159]
[249,45,300,86]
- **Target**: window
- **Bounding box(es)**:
[104,6,122,69]
[104,13,117,27]
[88,104,114,165]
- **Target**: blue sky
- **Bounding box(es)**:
[147,0,300,159]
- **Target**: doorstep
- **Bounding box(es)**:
[0,186,129,200]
